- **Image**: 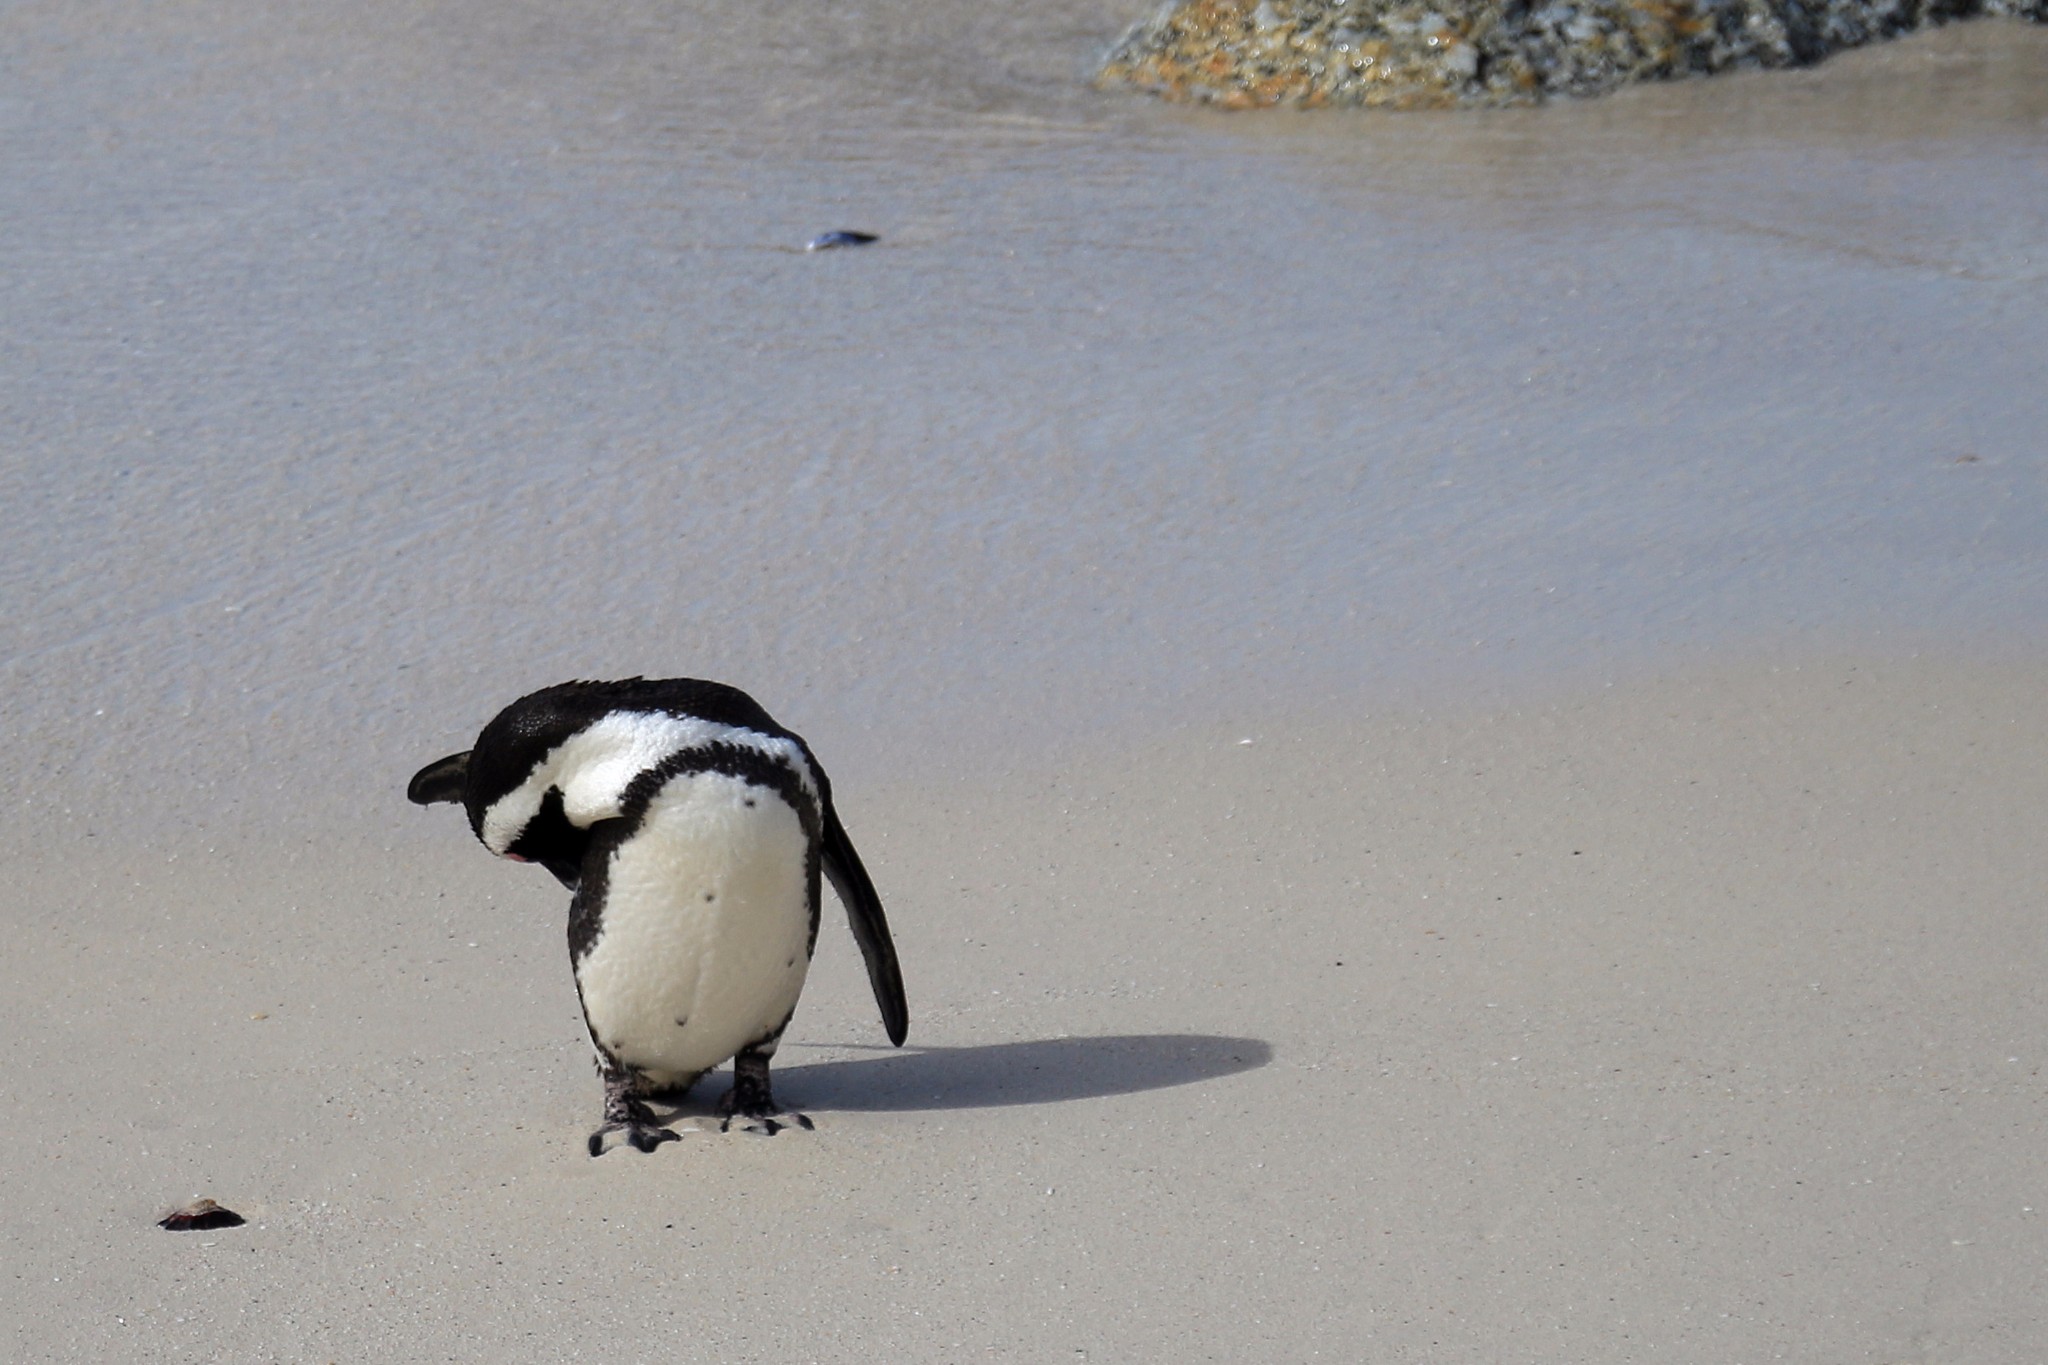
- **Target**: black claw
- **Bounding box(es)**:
[629,1124,680,1152]
[588,1121,681,1156]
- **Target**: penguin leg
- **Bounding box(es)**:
[717,1024,813,1136]
[587,1058,681,1157]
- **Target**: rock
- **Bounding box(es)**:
[1096,0,2047,107]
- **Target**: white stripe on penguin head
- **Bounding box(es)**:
[478,710,819,856]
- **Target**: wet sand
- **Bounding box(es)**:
[2,1,2045,1359]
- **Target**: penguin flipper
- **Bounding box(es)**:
[408,751,472,805]
[820,806,909,1046]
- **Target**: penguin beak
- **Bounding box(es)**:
[408,751,472,805]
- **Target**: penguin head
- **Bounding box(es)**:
[410,678,795,881]
[409,692,601,881]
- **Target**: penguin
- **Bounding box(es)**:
[406,678,908,1155]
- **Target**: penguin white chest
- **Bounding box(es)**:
[575,772,813,1085]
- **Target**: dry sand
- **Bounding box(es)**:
[7,657,2047,1359]
[3,0,2045,1359]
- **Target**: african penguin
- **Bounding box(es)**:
[407,678,908,1155]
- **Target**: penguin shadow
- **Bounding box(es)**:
[771,1033,1274,1113]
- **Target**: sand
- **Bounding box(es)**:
[2,0,2045,1359]
[8,658,2048,1359]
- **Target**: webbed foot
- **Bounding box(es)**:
[589,1059,683,1156]
[587,1121,681,1157]
[717,1041,812,1134]
[715,1090,813,1136]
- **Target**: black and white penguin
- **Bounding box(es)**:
[407,678,908,1155]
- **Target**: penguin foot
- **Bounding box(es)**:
[716,1062,812,1134]
[590,1064,683,1155]
[717,1035,811,1134]
[715,1090,814,1136]
[587,1120,681,1157]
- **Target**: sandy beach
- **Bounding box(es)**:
[3,1,2045,1359]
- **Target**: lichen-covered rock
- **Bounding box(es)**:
[1096,0,2046,106]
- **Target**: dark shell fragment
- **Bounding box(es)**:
[158,1198,246,1232]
